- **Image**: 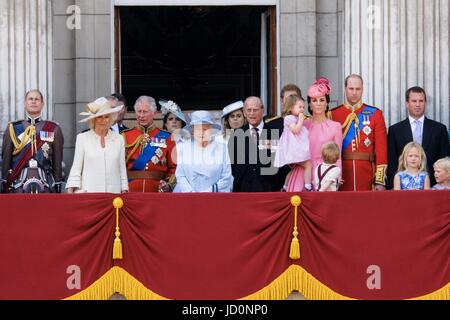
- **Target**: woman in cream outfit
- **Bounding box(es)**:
[66,97,128,193]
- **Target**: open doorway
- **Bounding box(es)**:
[115,6,277,114]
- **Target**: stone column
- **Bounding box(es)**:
[280,0,317,99]
[279,0,342,109]
[0,0,53,139]
[52,0,113,171]
[343,0,449,127]
[53,0,76,174]
[74,0,112,133]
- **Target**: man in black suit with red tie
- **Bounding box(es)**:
[387,86,450,188]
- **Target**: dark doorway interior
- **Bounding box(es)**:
[119,6,268,110]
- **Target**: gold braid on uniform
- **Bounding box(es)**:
[375,165,387,186]
[123,134,145,163]
[341,102,364,149]
[9,123,37,156]
[166,174,177,191]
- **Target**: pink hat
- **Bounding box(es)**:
[307,77,332,98]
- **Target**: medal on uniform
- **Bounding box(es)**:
[362,115,372,136]
[40,131,54,142]
[42,142,50,159]
[363,126,372,136]
[151,155,159,165]
[155,148,163,158]
[28,159,38,168]
[159,138,167,148]
[363,115,370,126]
[364,137,371,147]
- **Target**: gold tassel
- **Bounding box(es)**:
[113,197,124,260]
[289,196,302,260]
[290,236,300,260]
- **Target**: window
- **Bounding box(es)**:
[115,5,277,114]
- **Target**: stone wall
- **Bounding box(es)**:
[280,0,343,107]
[52,0,113,173]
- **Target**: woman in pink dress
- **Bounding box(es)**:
[287,77,343,191]
[274,95,313,191]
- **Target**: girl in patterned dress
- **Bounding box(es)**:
[393,142,430,190]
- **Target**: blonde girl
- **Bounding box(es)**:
[432,157,450,190]
[274,95,312,191]
[393,142,430,190]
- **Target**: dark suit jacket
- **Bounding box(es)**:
[118,123,129,133]
[229,123,275,192]
[264,116,290,191]
[387,117,450,188]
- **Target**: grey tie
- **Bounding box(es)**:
[413,120,422,144]
[251,127,259,144]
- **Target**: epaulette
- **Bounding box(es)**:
[265,115,281,124]
[10,120,23,126]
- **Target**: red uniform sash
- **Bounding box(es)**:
[6,121,57,188]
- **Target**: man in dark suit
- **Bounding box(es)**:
[387,86,450,188]
[111,93,129,133]
[230,96,276,192]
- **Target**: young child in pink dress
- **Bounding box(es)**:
[274,95,313,191]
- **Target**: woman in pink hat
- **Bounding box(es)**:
[288,78,343,191]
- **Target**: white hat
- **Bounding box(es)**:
[159,99,187,123]
[79,97,124,123]
[222,101,244,119]
[188,110,221,132]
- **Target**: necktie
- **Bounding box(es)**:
[413,120,422,144]
[251,127,259,144]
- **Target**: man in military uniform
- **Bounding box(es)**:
[331,74,388,191]
[122,95,176,192]
[1,90,64,193]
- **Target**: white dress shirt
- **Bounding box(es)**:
[409,115,425,144]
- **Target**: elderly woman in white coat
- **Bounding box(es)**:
[173,110,233,192]
[66,97,128,193]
